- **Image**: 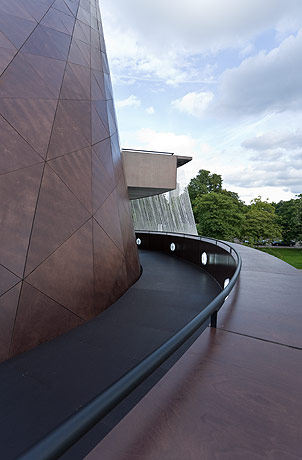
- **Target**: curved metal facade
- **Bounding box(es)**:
[0,0,140,362]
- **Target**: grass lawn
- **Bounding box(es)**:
[257,248,302,269]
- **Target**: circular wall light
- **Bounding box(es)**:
[224,278,230,289]
[136,238,141,246]
[224,278,230,299]
[201,252,208,265]
[170,242,176,252]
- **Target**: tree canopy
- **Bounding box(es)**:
[188,169,222,201]
[193,192,244,240]
[188,169,297,243]
[242,198,281,243]
[275,195,302,242]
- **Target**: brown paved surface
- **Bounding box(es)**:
[86,244,302,460]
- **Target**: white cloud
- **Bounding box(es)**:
[224,150,302,196]
[100,0,302,85]
[242,130,302,151]
[135,128,198,155]
[102,0,302,55]
[231,128,302,196]
[146,106,155,115]
[116,95,141,109]
[239,43,256,58]
[216,30,302,116]
[171,91,214,118]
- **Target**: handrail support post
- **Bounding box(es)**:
[210,311,217,328]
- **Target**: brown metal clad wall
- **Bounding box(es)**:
[0,0,140,363]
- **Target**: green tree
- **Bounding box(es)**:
[193,192,244,240]
[188,169,222,202]
[187,170,297,244]
[275,195,302,241]
[243,198,282,243]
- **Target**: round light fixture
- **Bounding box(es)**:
[224,278,230,289]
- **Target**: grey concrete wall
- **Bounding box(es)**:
[122,151,177,199]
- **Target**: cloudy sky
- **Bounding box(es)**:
[100,0,302,203]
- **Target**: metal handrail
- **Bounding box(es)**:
[18,234,242,460]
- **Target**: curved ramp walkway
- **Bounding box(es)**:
[0,250,220,459]
[87,245,302,460]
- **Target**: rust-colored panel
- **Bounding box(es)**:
[75,39,91,67]
[22,24,71,61]
[0,163,43,277]
[41,7,75,36]
[26,220,94,320]
[60,62,91,100]
[91,46,102,72]
[73,19,90,44]
[117,180,138,266]
[0,31,16,51]
[125,235,141,286]
[92,150,115,212]
[91,73,106,102]
[0,12,36,49]
[0,282,21,363]
[21,53,66,99]
[93,99,109,131]
[0,47,16,75]
[91,27,100,48]
[94,190,124,253]
[0,265,20,297]
[0,115,43,174]
[93,220,128,314]
[0,53,56,99]
[25,164,90,276]
[92,138,115,182]
[77,6,90,26]
[64,0,79,17]
[116,175,133,250]
[102,53,110,75]
[48,147,92,212]
[91,70,106,100]
[0,31,16,74]
[10,282,83,357]
[0,98,57,156]
[91,16,98,33]
[104,73,113,99]
[91,106,110,145]
[47,99,91,158]
[20,0,53,23]
[53,0,75,17]
[68,38,90,67]
[0,0,36,21]
[91,28,100,51]
[110,132,124,181]
[107,99,118,136]
[99,22,106,53]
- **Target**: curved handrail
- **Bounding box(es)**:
[18,234,242,460]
